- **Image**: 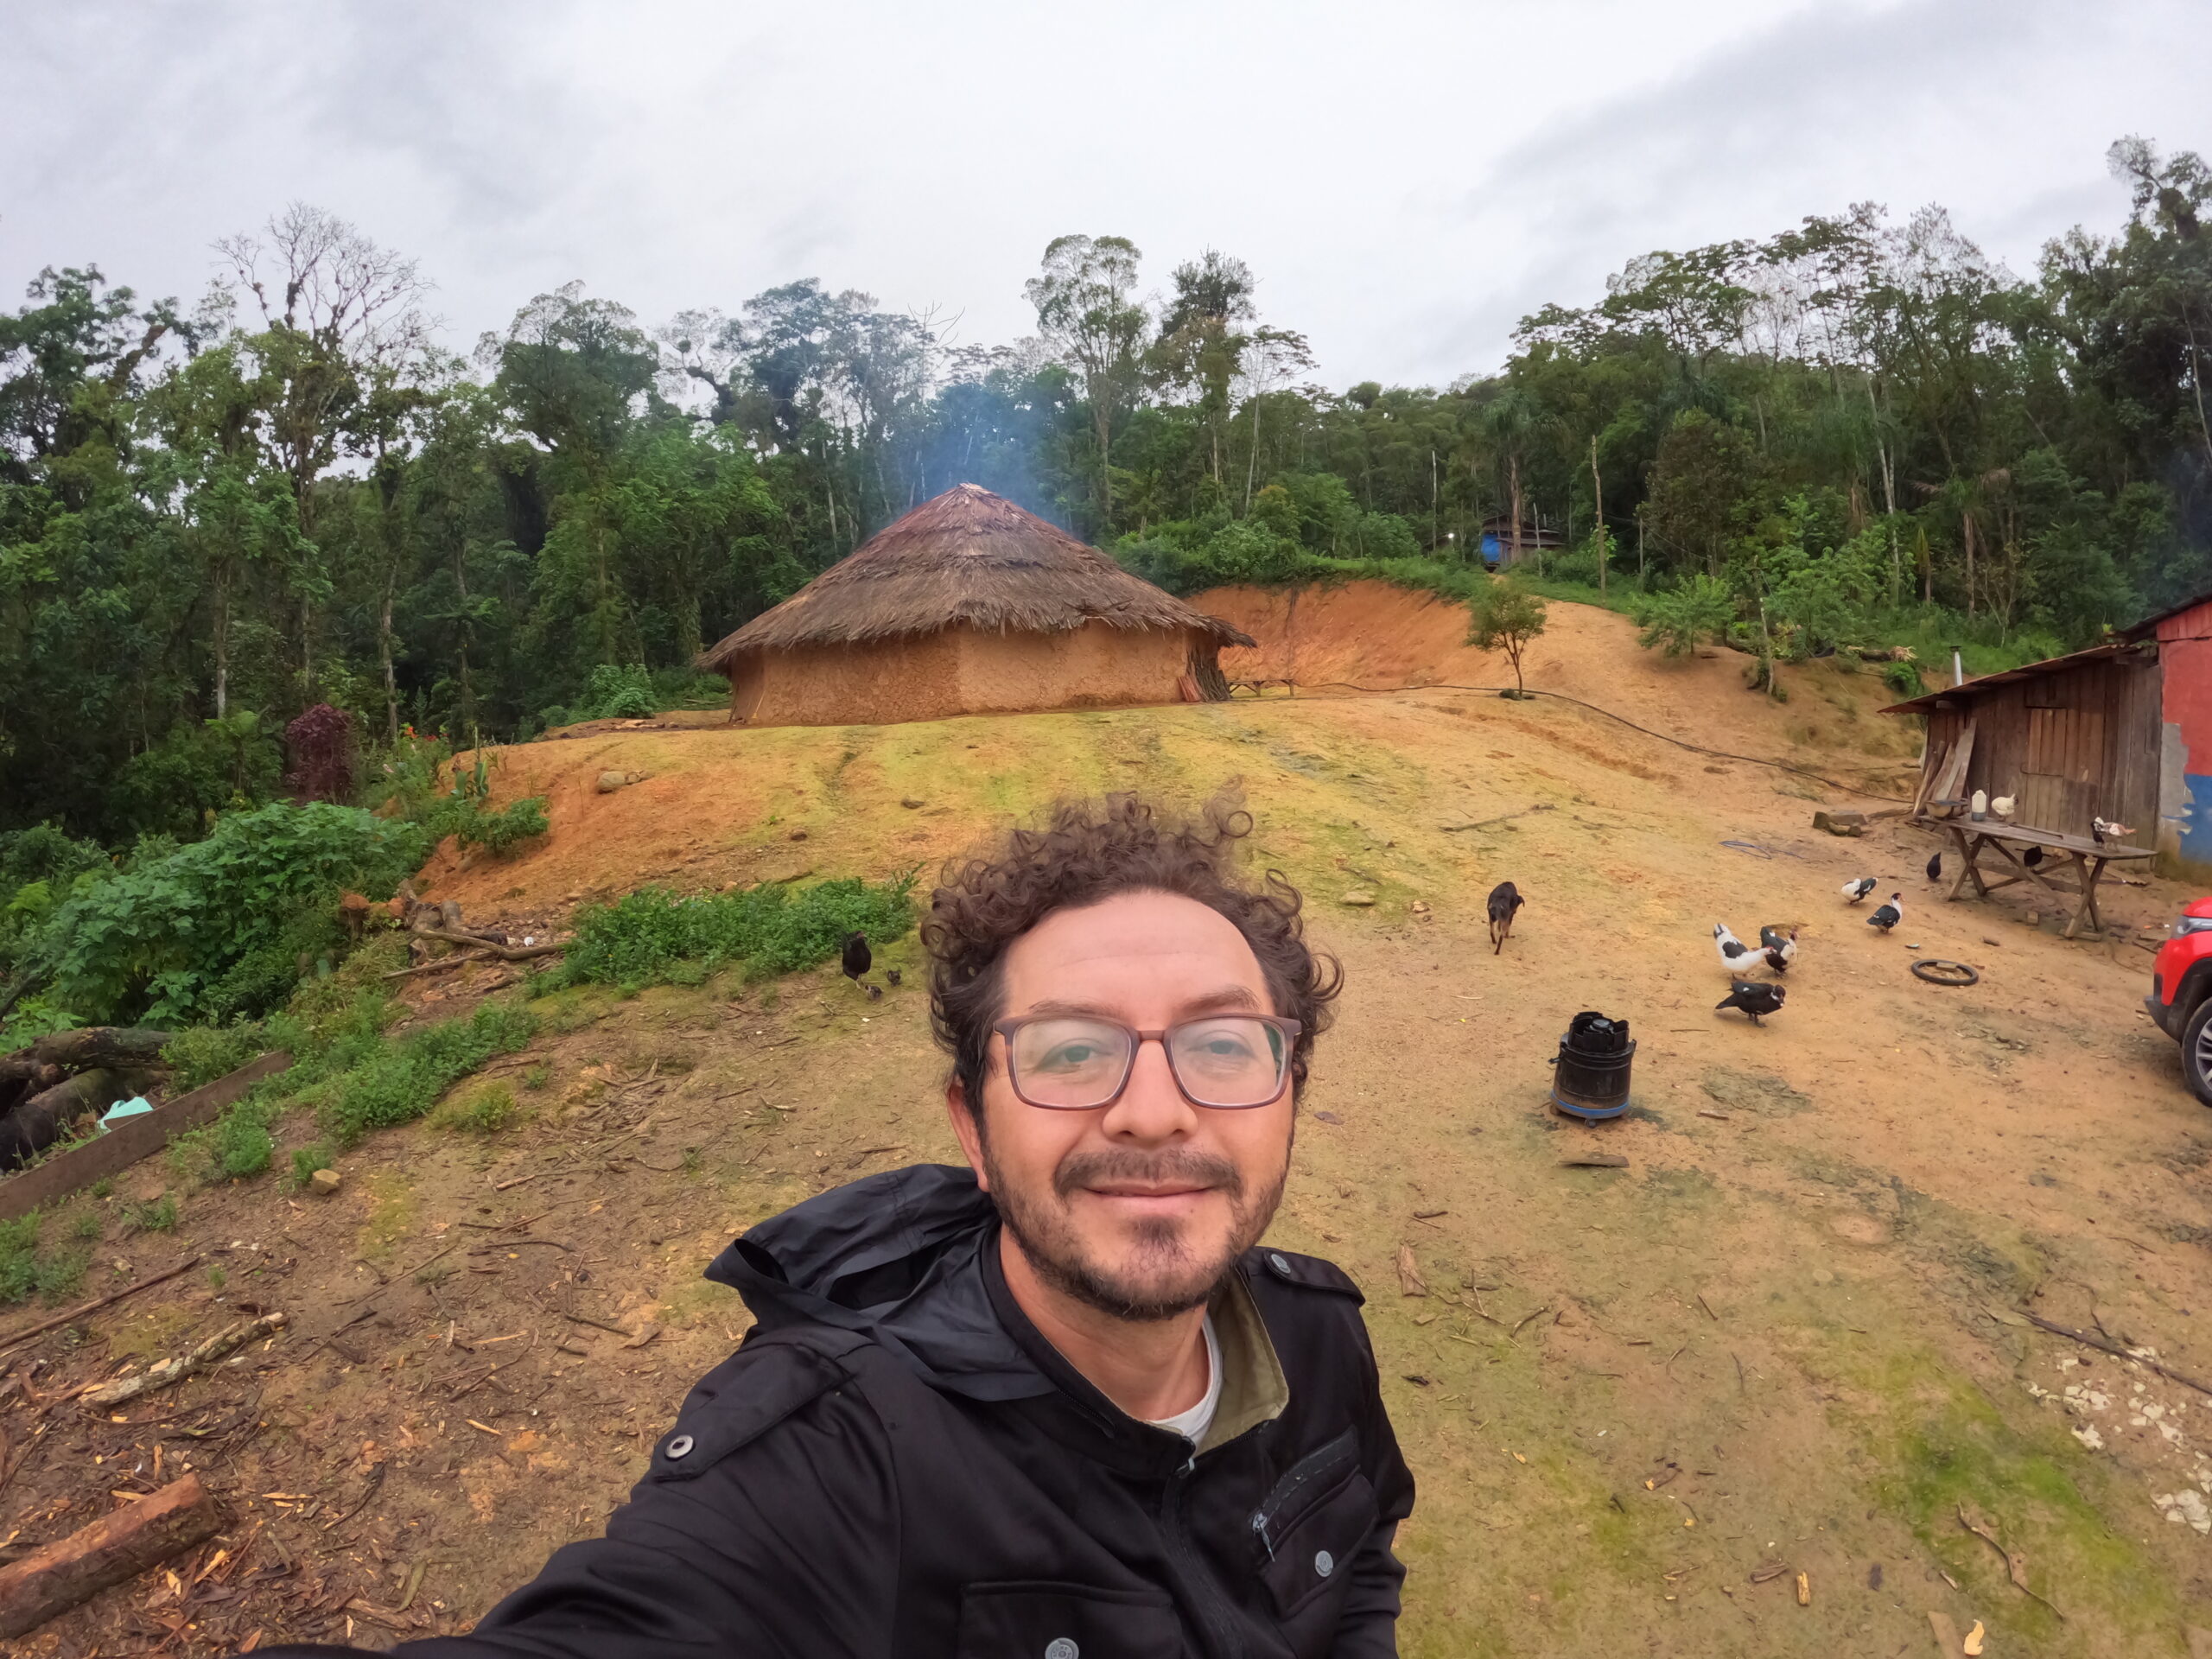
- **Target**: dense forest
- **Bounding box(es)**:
[4,136,2210,850]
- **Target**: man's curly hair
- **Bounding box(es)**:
[924,795,1342,1121]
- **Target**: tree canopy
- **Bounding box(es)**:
[4,137,2209,842]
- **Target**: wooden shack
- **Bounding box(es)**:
[1476,516,1568,570]
[1879,640,2163,852]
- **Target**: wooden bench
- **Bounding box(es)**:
[1916,817,2152,939]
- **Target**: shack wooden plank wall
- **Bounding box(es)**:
[1911,654,2158,849]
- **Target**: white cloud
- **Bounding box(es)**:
[3,0,2204,386]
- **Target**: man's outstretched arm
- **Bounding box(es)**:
[255,1376,898,1659]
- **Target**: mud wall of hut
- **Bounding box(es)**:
[725,621,1201,728]
[1921,654,2161,848]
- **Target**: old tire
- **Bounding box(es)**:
[1910,958,1979,987]
[2181,996,2212,1109]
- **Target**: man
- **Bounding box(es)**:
[267,796,1414,1657]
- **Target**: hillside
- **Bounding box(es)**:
[9,588,2212,1657]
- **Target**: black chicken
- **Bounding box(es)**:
[1925,851,1942,882]
[841,931,872,985]
[1716,980,1786,1024]
[1486,882,1525,955]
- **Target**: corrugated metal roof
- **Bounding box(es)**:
[2124,588,2212,641]
[1877,639,2153,716]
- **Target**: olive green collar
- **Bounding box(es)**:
[1198,1268,1290,1453]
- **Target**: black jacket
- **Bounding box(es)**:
[265,1164,1414,1658]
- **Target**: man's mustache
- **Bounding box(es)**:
[1053,1148,1243,1202]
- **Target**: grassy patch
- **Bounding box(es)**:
[1858,1347,2179,1645]
[311,1001,539,1147]
[118,1192,178,1234]
[543,873,918,992]
[0,1214,91,1306]
[431,1081,521,1136]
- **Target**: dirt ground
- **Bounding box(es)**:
[6,586,2211,1656]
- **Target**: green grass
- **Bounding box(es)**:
[543,872,919,992]
[431,1081,520,1135]
[0,1214,91,1306]
[119,1192,177,1234]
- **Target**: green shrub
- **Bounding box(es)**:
[1882,658,1927,699]
[31,801,426,1027]
[1636,574,1737,658]
[70,1209,102,1241]
[289,1144,333,1186]
[208,1103,276,1179]
[433,1082,519,1135]
[453,796,550,856]
[34,1249,86,1302]
[163,1023,273,1092]
[581,664,658,721]
[120,1193,178,1234]
[549,874,918,990]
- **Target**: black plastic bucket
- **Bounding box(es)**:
[1550,1010,1636,1120]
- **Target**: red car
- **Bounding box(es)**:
[2148,895,2212,1103]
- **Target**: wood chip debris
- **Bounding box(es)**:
[1395,1246,1428,1297]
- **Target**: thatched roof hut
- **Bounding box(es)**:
[698,484,1254,727]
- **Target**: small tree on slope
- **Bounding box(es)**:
[1467,583,1549,696]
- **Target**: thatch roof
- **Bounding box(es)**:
[697,484,1253,668]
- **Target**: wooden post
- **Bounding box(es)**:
[0,1474,222,1638]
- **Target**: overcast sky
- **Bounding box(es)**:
[6,0,2206,388]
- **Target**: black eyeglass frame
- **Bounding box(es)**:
[989,1014,1304,1111]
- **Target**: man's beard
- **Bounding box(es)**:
[985,1142,1289,1324]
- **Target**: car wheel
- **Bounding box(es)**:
[2182,997,2212,1108]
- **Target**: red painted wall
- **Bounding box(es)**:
[2157,601,2212,868]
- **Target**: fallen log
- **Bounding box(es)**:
[0,1056,62,1093]
[27,1027,175,1072]
[0,1068,151,1171]
[79,1313,287,1406]
[0,1473,223,1638]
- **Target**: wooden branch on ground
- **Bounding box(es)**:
[0,1473,222,1638]
[382,951,493,980]
[79,1313,286,1408]
[0,1256,203,1359]
[409,929,563,963]
[2020,1308,2212,1398]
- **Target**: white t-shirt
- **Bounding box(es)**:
[1144,1315,1222,1446]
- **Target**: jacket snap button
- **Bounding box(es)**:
[664,1434,695,1459]
[1268,1252,1292,1274]
[1044,1640,1079,1659]
[1313,1548,1335,1578]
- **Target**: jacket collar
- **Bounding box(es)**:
[980,1228,1289,1476]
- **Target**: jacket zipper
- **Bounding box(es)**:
[1164,1456,1245,1658]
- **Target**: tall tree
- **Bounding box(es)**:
[1026,235,1148,526]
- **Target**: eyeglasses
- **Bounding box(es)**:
[991,1014,1302,1110]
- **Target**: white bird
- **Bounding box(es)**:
[1758,925,1800,973]
[1713,923,1761,973]
[1990,795,2016,821]
[1866,893,1904,932]
[1840,876,1878,904]
[2093,817,2136,845]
